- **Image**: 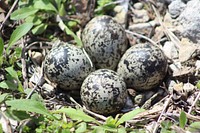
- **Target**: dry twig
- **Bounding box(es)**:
[21,37,28,89]
[153,94,173,133]
[165,112,200,122]
[125,30,157,45]
[69,96,107,121]
[0,0,19,31]
[0,111,12,133]
[151,5,181,49]
[188,91,200,114]
[26,63,45,99]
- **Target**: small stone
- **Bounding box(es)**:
[167,80,177,94]
[168,0,186,18]
[29,51,44,65]
[133,2,144,10]
[132,9,150,23]
[178,0,200,43]
[163,41,179,59]
[114,1,128,26]
[42,83,54,93]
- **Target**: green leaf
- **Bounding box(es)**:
[55,0,63,8]
[6,23,33,54]
[0,37,4,56]
[0,93,10,104]
[96,0,115,15]
[6,99,51,116]
[188,122,200,132]
[161,120,173,130]
[0,123,3,133]
[55,107,96,122]
[179,111,187,129]
[32,23,48,35]
[116,108,145,126]
[34,0,57,12]
[58,3,67,16]
[25,16,42,25]
[14,47,22,58]
[0,80,18,90]
[61,129,70,133]
[67,21,78,28]
[97,0,112,7]
[17,81,24,92]
[11,7,39,20]
[94,125,118,132]
[5,66,19,80]
[76,122,87,133]
[105,116,117,128]
[58,20,82,47]
[5,109,31,121]
[196,81,200,89]
[0,124,2,133]
[117,127,126,133]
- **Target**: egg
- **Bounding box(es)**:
[117,43,168,91]
[80,69,127,114]
[43,42,94,90]
[82,15,128,70]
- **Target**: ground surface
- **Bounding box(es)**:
[1,0,200,133]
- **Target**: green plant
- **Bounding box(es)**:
[95,0,116,15]
[0,66,23,92]
[1,93,145,133]
[188,122,200,132]
[179,111,187,129]
[0,0,83,94]
[161,120,175,133]
[10,0,81,46]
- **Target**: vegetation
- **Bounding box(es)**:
[1,0,200,133]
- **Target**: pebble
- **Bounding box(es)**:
[42,83,54,94]
[133,2,144,10]
[162,41,179,60]
[168,0,186,18]
[178,0,200,43]
[132,9,150,23]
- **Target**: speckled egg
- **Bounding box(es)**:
[82,15,128,70]
[80,69,127,114]
[117,43,168,91]
[43,42,94,90]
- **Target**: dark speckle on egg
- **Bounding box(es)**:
[82,15,128,70]
[117,43,168,91]
[80,69,127,115]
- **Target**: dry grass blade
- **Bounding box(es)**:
[151,5,181,49]
[69,96,107,121]
[188,91,200,114]
[125,30,157,45]
[0,0,19,30]
[94,0,124,12]
[127,107,162,124]
[21,37,28,89]
[153,94,173,133]
[26,63,44,99]
[165,112,200,122]
[0,111,12,133]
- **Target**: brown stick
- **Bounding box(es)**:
[0,0,19,31]
[21,37,28,89]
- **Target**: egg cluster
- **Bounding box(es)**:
[43,15,168,115]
